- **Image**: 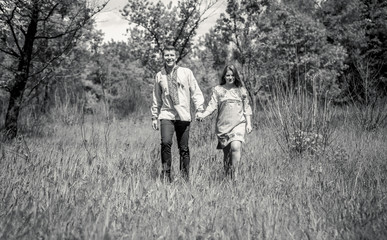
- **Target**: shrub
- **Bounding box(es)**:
[263,75,334,156]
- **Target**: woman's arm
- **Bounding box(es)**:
[201,87,218,118]
[245,114,252,134]
[242,87,253,133]
[196,87,218,121]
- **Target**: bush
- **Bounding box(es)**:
[263,76,334,156]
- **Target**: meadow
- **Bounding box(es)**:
[0,107,387,240]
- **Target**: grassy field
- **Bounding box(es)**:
[1,111,387,239]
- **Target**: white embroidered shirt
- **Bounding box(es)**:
[151,66,204,121]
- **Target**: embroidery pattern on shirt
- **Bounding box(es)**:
[166,66,179,105]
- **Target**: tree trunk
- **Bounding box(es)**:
[3,3,39,140]
[4,74,29,139]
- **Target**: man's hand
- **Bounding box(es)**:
[152,119,159,130]
[195,112,204,122]
[246,123,252,134]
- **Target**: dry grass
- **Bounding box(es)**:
[1,112,387,239]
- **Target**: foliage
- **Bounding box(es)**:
[121,0,220,73]
[318,0,387,99]
[205,0,347,113]
[200,28,228,71]
[263,77,334,156]
[281,0,320,15]
[315,0,387,130]
[0,0,106,84]
[256,3,347,96]
[0,0,108,139]
[347,56,387,130]
[85,40,148,118]
[288,129,324,154]
[351,97,387,131]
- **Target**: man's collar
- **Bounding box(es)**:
[161,64,179,75]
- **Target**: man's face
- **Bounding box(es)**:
[163,50,176,68]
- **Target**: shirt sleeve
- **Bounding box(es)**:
[202,87,218,118]
[188,70,205,112]
[241,87,253,116]
[151,74,162,119]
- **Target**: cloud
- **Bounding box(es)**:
[94,0,129,42]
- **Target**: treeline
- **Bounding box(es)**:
[1,0,386,139]
[203,0,387,109]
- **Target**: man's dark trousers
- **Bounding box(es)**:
[160,119,190,181]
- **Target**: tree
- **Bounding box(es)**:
[259,3,346,94]
[121,0,220,73]
[208,0,346,112]
[201,28,229,71]
[0,0,108,139]
[281,0,320,15]
[85,40,147,117]
[318,0,387,100]
[209,0,270,112]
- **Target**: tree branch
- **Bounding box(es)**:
[6,6,23,55]
[24,69,54,99]
[0,46,20,58]
[29,32,79,79]
[173,3,196,47]
[40,3,59,22]
[176,0,220,62]
[139,23,162,51]
[35,28,78,39]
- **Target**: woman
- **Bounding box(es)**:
[196,65,252,179]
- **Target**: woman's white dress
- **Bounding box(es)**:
[202,85,252,149]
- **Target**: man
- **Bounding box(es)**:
[151,45,204,182]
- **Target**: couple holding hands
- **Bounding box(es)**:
[151,46,252,182]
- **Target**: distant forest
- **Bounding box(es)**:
[1,0,386,139]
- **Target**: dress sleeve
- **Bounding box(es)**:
[241,87,252,116]
[151,74,162,119]
[201,86,219,118]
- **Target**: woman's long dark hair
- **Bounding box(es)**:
[220,65,243,87]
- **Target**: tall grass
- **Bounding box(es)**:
[262,77,334,156]
[1,105,387,239]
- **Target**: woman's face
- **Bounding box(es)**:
[224,69,235,86]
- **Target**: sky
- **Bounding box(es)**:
[93,0,227,43]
